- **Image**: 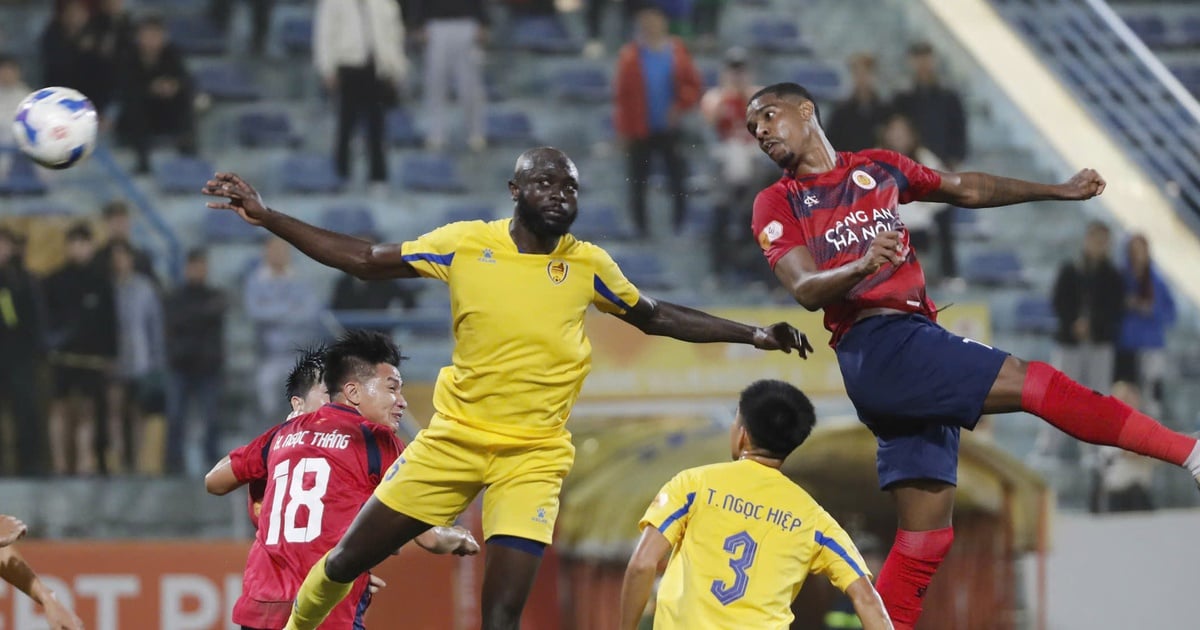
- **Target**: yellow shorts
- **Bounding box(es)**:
[374,413,575,545]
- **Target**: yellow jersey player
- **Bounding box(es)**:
[620,380,892,630]
[201,146,814,630]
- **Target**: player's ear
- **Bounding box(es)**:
[800,99,815,122]
[289,396,303,414]
[508,179,519,201]
[343,381,360,406]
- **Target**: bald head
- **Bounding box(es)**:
[513,147,579,183]
[508,147,580,239]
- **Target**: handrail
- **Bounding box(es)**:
[92,146,184,282]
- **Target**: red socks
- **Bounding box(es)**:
[875,527,954,629]
[1021,361,1195,466]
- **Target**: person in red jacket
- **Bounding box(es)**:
[613,5,702,239]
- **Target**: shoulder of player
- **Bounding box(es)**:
[848,148,902,165]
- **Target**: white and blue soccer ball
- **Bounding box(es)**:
[12,87,98,170]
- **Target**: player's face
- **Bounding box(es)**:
[66,237,94,264]
[512,162,580,238]
[293,381,329,416]
[746,94,811,170]
[350,364,407,432]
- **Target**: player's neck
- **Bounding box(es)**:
[509,220,559,255]
[791,140,837,176]
[739,452,784,469]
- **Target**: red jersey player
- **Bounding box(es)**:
[745,82,1200,629]
[207,331,479,629]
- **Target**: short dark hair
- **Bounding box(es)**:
[323,330,404,397]
[737,379,816,458]
[65,222,94,242]
[101,200,130,219]
[749,82,822,125]
[284,345,327,401]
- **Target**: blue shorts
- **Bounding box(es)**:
[835,314,1009,489]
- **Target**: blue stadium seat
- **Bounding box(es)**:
[614,252,671,290]
[486,110,536,145]
[443,204,495,223]
[399,155,466,193]
[279,16,313,56]
[963,250,1025,287]
[168,16,226,56]
[0,157,46,196]
[194,64,261,102]
[510,16,580,54]
[386,109,423,147]
[280,155,343,193]
[552,66,610,103]
[154,156,214,195]
[1181,16,1200,47]
[204,210,266,243]
[319,205,377,236]
[572,205,632,241]
[1122,14,1168,48]
[747,19,810,55]
[1014,295,1057,336]
[786,63,843,101]
[237,111,297,148]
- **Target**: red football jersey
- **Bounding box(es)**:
[229,403,403,629]
[752,149,943,346]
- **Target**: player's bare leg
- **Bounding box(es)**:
[48,399,71,475]
[481,541,543,630]
[983,356,1200,484]
[877,480,956,630]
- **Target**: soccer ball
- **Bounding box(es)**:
[12,87,98,170]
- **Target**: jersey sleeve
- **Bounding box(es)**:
[399,221,480,282]
[589,245,642,315]
[228,423,283,484]
[809,509,871,592]
[638,470,700,546]
[751,185,809,269]
[859,149,943,204]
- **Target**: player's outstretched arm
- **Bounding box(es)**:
[844,576,894,630]
[204,456,243,495]
[0,546,83,630]
[616,296,814,357]
[0,515,26,548]
[413,526,480,556]
[773,233,906,311]
[201,172,418,280]
[620,526,671,630]
[922,168,1105,208]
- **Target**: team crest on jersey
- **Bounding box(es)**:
[547,259,568,284]
[758,220,783,250]
[803,194,819,207]
[851,170,877,190]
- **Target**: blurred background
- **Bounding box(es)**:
[1,0,1199,627]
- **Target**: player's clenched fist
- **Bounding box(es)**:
[857,230,906,275]
[1057,168,1106,200]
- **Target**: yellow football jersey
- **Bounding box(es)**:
[401,219,640,437]
[640,459,870,630]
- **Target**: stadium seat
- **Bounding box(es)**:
[154,156,215,195]
[747,19,810,55]
[194,64,261,102]
[236,111,297,148]
[1014,295,1057,336]
[18,203,75,216]
[399,155,466,193]
[386,109,423,147]
[572,205,632,241]
[319,205,377,236]
[168,16,226,56]
[510,16,580,55]
[785,62,844,101]
[552,65,610,103]
[1121,14,1168,49]
[486,110,536,146]
[443,204,495,224]
[1181,16,1200,47]
[279,16,313,56]
[963,250,1025,287]
[614,252,671,290]
[204,209,266,243]
[280,155,343,193]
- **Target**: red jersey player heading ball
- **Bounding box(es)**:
[745,82,1200,630]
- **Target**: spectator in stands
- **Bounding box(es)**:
[40,0,103,104]
[1115,233,1175,418]
[85,0,136,114]
[877,112,959,285]
[826,53,891,153]
[0,55,29,179]
[210,0,274,56]
[614,6,702,239]
[1095,381,1156,513]
[892,42,967,169]
[0,228,48,477]
[330,248,419,333]
[1034,221,1124,463]
[691,0,723,51]
[117,15,197,175]
[314,0,406,189]
[95,200,158,287]
[108,239,166,474]
[45,223,117,476]
[584,0,640,58]
[164,248,226,476]
[244,237,322,422]
[410,0,488,152]
[700,47,763,279]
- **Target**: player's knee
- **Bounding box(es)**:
[481,601,524,630]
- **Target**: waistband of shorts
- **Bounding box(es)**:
[432,411,571,441]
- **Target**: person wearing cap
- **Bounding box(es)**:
[891,42,967,169]
[826,52,892,153]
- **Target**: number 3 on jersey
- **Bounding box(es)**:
[710,531,758,605]
[265,457,331,545]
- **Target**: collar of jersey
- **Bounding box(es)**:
[325,403,362,416]
[788,152,846,181]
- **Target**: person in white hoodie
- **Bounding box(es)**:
[314,0,407,189]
